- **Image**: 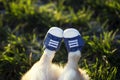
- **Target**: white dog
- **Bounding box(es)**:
[21,27,90,80]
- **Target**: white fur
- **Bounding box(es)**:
[58,51,90,80]
[21,50,90,80]
[21,49,62,80]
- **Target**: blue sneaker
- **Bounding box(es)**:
[43,27,63,51]
[63,28,84,52]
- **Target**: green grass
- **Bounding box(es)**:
[0,0,120,80]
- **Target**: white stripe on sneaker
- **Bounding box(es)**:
[68,39,78,48]
[48,39,59,48]
[50,39,59,44]
[68,40,78,43]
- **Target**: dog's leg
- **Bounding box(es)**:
[59,51,82,80]
[21,27,63,80]
[21,49,56,80]
[59,28,89,80]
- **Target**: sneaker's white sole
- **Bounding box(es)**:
[63,28,81,38]
[47,27,63,38]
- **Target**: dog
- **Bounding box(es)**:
[21,27,90,80]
